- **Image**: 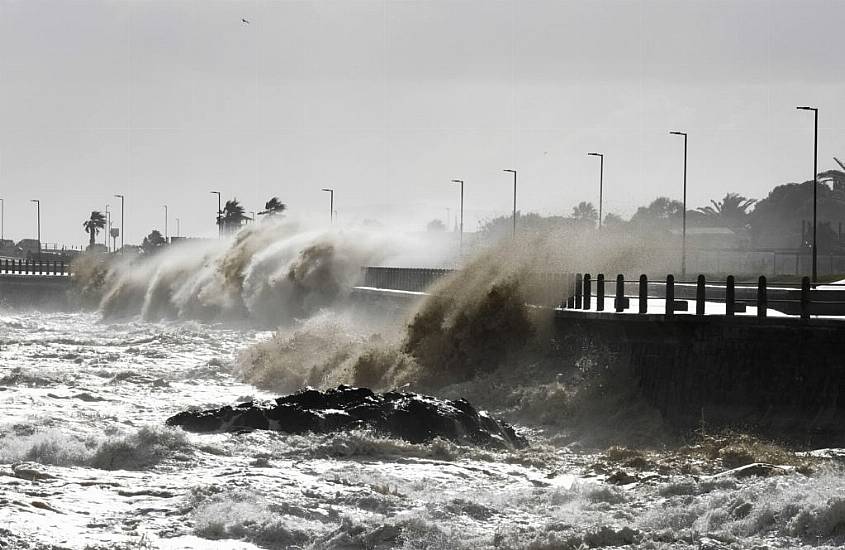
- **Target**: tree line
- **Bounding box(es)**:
[82,196,287,254]
[468,170,845,252]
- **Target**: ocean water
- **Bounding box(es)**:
[2,309,845,550]
[3,226,845,549]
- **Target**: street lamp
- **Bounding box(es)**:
[105,204,110,251]
[30,199,40,258]
[503,169,517,238]
[669,131,688,278]
[321,188,334,224]
[587,153,604,229]
[210,191,222,237]
[163,205,168,242]
[114,194,125,252]
[451,179,464,254]
[797,106,819,283]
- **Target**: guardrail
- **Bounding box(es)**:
[362,266,453,293]
[360,266,577,308]
[361,266,845,320]
[571,273,845,320]
[0,259,69,276]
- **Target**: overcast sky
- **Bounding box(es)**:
[1,0,845,246]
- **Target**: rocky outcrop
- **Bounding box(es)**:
[166,385,527,449]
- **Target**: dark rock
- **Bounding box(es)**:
[166,385,527,449]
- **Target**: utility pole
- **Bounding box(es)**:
[163,205,168,242]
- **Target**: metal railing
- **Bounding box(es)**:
[360,266,576,308]
[362,266,453,293]
[0,259,69,276]
[571,273,845,320]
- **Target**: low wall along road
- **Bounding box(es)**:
[356,266,845,444]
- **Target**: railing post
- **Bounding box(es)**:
[800,276,811,320]
[757,275,767,318]
[726,275,735,317]
[575,273,583,309]
[696,274,706,316]
[638,274,648,314]
[615,274,625,313]
[665,274,675,317]
[583,274,591,310]
[596,273,605,312]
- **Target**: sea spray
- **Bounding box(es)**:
[235,234,680,447]
[76,218,423,324]
[238,238,561,393]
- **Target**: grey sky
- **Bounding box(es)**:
[1,0,844,246]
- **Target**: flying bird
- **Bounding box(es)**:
[241,18,250,24]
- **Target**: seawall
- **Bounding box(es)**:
[0,275,72,309]
[350,286,845,444]
[556,311,845,444]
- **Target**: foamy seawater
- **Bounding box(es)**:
[2,310,845,549]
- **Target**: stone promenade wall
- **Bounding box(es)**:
[557,311,845,444]
[0,275,72,309]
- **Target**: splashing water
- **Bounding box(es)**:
[78,219,438,326]
[4,230,845,548]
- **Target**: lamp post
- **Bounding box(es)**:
[321,188,334,224]
[210,191,222,237]
[669,131,688,278]
[176,217,181,238]
[104,204,110,250]
[163,205,168,242]
[114,194,125,252]
[503,169,517,238]
[30,199,40,258]
[587,153,604,229]
[797,106,819,283]
[451,179,464,254]
[106,207,112,252]
[0,198,4,242]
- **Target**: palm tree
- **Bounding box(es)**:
[218,199,249,233]
[82,211,107,250]
[258,196,286,217]
[696,193,756,228]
